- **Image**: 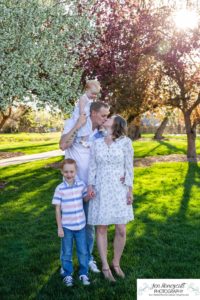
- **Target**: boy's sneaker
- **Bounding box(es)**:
[79,274,90,286]
[63,275,73,287]
[89,260,100,273]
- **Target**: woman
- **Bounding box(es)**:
[87,115,134,282]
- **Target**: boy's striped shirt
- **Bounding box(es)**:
[52,178,87,231]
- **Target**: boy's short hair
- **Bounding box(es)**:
[61,158,77,169]
[84,80,101,92]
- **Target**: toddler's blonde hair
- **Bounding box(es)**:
[84,80,101,92]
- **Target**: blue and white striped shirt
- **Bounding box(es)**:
[52,178,87,231]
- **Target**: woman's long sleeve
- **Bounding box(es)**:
[123,138,134,188]
[88,142,97,186]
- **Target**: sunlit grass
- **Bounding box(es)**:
[0,132,60,155]
[0,132,61,142]
[1,159,200,300]
[133,137,200,157]
[1,132,200,157]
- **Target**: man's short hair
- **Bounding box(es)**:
[90,101,110,113]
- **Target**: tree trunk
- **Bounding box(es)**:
[154,116,169,140]
[183,112,197,161]
[128,124,141,140]
[133,125,141,140]
[0,107,12,131]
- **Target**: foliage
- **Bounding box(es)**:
[17,108,64,133]
[78,0,200,157]
[0,0,94,113]
[79,0,164,120]
[154,5,200,123]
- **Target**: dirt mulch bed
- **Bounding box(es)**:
[134,154,200,167]
[0,152,24,160]
[45,154,200,169]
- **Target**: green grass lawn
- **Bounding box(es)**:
[1,132,200,158]
[0,133,61,155]
[0,158,200,300]
[133,135,200,157]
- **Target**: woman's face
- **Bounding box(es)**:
[103,116,114,130]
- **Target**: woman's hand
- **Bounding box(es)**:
[87,185,96,199]
[127,191,133,205]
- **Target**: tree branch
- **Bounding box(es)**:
[187,92,200,115]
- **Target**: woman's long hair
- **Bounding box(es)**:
[112,115,127,140]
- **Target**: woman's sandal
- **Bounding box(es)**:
[102,268,116,282]
[111,264,125,278]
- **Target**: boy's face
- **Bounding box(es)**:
[86,87,99,100]
[61,163,76,184]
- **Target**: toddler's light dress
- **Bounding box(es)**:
[67,93,92,139]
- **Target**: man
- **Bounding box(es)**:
[59,101,110,273]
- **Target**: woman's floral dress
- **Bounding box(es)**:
[87,136,134,225]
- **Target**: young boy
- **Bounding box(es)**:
[52,158,90,287]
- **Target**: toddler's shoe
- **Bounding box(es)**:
[63,275,73,287]
[80,140,90,148]
[79,274,90,286]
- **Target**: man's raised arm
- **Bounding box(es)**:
[59,114,87,150]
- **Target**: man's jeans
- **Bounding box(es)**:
[83,201,95,262]
[61,227,88,276]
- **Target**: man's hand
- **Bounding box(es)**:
[127,191,133,205]
[58,227,64,238]
[59,113,87,150]
[120,176,125,184]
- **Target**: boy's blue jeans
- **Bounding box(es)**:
[61,227,88,276]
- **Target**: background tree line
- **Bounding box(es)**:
[1,0,200,160]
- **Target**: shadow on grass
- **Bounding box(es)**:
[139,144,162,157]
[1,162,200,300]
[178,162,200,220]
[157,140,186,154]
[36,260,136,300]
[125,162,200,281]
[0,167,61,206]
[1,142,58,153]
[36,163,200,300]
[0,163,64,300]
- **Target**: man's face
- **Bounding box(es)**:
[91,107,110,127]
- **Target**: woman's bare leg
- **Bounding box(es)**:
[96,225,109,269]
[112,224,126,277]
[96,225,116,281]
